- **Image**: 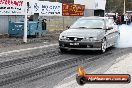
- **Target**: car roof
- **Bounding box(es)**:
[79,16,108,20]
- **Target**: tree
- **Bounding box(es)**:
[106,0,132,14]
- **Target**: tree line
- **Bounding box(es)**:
[106,0,132,14]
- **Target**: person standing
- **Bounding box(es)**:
[121,15,124,24]
[124,14,128,25]
[117,15,122,25]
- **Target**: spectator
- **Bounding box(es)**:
[42,19,47,30]
[121,15,124,24]
[124,15,128,25]
[117,15,122,25]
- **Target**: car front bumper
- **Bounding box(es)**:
[59,41,102,50]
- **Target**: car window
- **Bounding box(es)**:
[70,19,105,29]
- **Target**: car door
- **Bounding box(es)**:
[108,19,119,47]
[105,19,115,47]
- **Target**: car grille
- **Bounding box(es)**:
[67,37,83,41]
[65,45,87,48]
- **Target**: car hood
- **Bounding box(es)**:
[60,28,105,38]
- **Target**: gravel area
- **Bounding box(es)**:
[0,31,61,48]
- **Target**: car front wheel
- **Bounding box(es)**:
[101,38,107,53]
[60,48,67,53]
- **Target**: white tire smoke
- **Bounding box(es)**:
[116,24,132,48]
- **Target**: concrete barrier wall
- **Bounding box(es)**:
[0,16,9,34]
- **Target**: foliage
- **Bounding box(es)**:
[106,0,132,14]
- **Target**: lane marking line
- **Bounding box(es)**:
[0,43,58,56]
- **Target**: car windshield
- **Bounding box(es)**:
[70,19,105,29]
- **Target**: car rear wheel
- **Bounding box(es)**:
[101,38,107,53]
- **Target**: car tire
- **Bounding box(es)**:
[60,48,67,53]
[101,38,107,53]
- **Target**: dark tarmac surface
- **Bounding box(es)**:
[0,45,132,88]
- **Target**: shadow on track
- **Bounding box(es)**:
[59,47,116,55]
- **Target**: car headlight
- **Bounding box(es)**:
[89,37,97,41]
[82,37,98,41]
[59,36,67,40]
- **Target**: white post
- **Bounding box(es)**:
[24,0,27,43]
[124,0,126,14]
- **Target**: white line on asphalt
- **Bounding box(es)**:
[0,43,58,56]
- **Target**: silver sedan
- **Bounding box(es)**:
[59,17,120,53]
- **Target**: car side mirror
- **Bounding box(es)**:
[66,26,70,29]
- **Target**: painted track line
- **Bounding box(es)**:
[0,43,58,56]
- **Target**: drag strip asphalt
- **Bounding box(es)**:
[0,46,132,88]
